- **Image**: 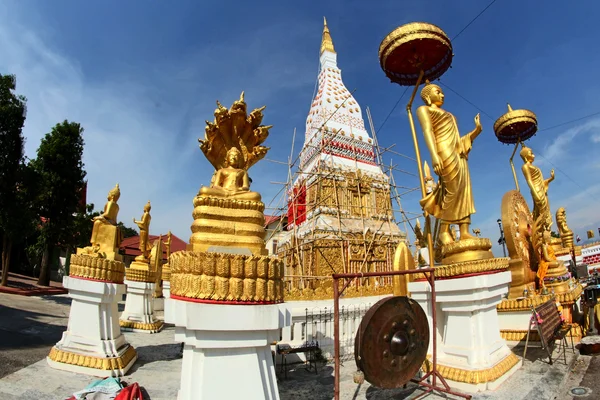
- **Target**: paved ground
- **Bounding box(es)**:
[0,293,598,399]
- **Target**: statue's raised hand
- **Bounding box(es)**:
[550,169,555,179]
[474,113,482,130]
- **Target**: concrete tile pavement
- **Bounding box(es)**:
[0,293,597,399]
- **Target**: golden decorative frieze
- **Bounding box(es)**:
[284,282,394,301]
[500,330,540,342]
[48,345,136,371]
[192,195,265,213]
[422,352,520,385]
[413,257,509,280]
[169,251,283,303]
[69,254,125,284]
[119,319,164,331]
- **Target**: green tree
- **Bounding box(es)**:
[31,120,86,286]
[117,222,138,239]
[551,231,560,239]
[0,75,27,287]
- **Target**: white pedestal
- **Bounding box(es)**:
[153,296,165,312]
[162,281,173,324]
[47,276,137,377]
[408,271,521,392]
[120,280,163,333]
[168,298,291,400]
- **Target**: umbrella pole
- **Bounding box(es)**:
[405,70,436,269]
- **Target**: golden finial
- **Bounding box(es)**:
[320,16,336,55]
[507,103,513,112]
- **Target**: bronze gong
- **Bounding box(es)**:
[355,296,429,388]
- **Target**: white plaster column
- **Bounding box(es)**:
[120,280,163,333]
[168,298,291,400]
[408,271,522,392]
[47,276,137,377]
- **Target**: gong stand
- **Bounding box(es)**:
[332,269,472,400]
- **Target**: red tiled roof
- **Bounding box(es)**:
[264,214,284,227]
[120,233,187,259]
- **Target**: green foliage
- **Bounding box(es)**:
[73,203,101,249]
[30,120,86,284]
[551,231,560,238]
[0,74,27,239]
[117,222,138,239]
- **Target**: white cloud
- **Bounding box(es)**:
[0,10,199,241]
[538,118,600,165]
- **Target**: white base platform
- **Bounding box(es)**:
[153,296,164,312]
[409,270,521,393]
[167,297,291,400]
[48,276,137,377]
[120,280,163,333]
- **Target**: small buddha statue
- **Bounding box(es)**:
[556,207,574,249]
[133,201,152,262]
[199,147,261,201]
[87,183,122,257]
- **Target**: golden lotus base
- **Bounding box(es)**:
[189,194,267,256]
[69,253,125,284]
[47,345,137,377]
[119,319,164,333]
[500,324,582,342]
[423,352,521,390]
[441,237,494,265]
[125,261,156,283]
[498,283,583,312]
[414,257,510,280]
[170,250,284,303]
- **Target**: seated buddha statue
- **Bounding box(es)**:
[82,183,123,260]
[199,147,261,202]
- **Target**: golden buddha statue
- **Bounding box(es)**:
[190,92,271,256]
[199,148,261,201]
[416,81,492,264]
[520,145,569,292]
[81,183,123,261]
[72,184,125,283]
[556,207,574,249]
[133,201,152,262]
[162,231,172,282]
[150,236,163,297]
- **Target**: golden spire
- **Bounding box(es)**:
[320,16,336,55]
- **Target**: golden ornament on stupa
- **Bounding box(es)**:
[169,92,283,303]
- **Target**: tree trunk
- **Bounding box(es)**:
[37,245,50,286]
[1,236,11,287]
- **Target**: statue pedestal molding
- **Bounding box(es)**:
[409,269,521,392]
[120,279,163,333]
[47,276,137,376]
[168,298,290,400]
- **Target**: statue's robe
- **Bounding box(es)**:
[419,108,475,223]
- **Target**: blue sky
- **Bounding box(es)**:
[1,0,599,256]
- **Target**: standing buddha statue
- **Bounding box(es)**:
[520,145,569,292]
[133,201,152,262]
[416,81,493,264]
